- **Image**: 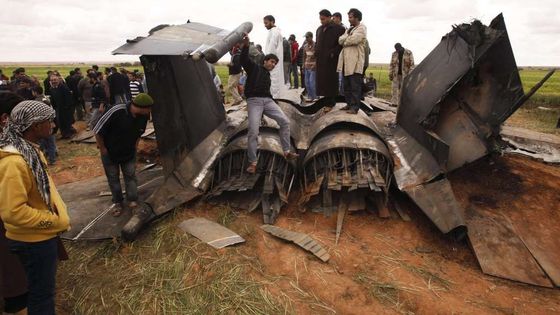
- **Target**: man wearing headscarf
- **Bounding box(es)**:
[0,100,70,315]
[0,92,28,315]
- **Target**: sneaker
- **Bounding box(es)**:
[284,151,299,160]
[246,162,257,174]
[128,201,139,209]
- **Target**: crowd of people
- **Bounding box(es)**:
[223,9,414,108]
[0,7,419,315]
[1,63,153,314]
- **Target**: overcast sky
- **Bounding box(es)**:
[2,0,558,66]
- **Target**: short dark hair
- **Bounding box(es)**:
[0,91,24,115]
[263,15,275,23]
[32,85,44,95]
[264,54,279,63]
[333,12,342,18]
[319,9,332,17]
[348,8,362,21]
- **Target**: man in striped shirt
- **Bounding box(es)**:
[128,72,144,99]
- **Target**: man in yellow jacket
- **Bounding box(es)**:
[337,8,367,114]
[0,100,70,315]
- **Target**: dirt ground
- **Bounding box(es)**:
[51,126,560,315]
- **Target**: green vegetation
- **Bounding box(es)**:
[57,211,291,314]
[2,63,558,134]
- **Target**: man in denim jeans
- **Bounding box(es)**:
[239,35,298,174]
[93,93,153,216]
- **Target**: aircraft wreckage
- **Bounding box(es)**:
[60,14,559,287]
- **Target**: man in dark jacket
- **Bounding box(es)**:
[107,67,131,105]
[49,75,76,138]
[315,9,345,112]
[239,35,298,174]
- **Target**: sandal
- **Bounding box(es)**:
[110,203,123,217]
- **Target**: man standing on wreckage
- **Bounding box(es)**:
[239,34,299,174]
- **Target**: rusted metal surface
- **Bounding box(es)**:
[466,207,553,287]
[261,225,330,262]
[178,218,245,249]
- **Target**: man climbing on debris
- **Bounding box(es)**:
[239,35,298,174]
[93,93,153,217]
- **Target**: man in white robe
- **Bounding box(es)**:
[263,15,284,98]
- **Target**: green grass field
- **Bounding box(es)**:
[2,63,558,134]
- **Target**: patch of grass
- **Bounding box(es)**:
[505,107,560,135]
[465,299,515,315]
[57,212,291,314]
[353,272,419,315]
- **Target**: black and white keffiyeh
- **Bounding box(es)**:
[0,100,56,212]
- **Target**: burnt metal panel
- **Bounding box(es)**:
[60,168,163,240]
[397,14,524,171]
[466,207,553,287]
[141,55,225,177]
[404,179,466,234]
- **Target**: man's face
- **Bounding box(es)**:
[348,13,359,26]
[32,119,54,140]
[333,16,341,25]
[319,15,330,26]
[263,19,273,30]
[50,76,60,88]
[263,59,277,71]
[306,36,313,43]
[130,104,152,117]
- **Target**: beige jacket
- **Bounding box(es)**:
[389,49,414,80]
[337,23,367,76]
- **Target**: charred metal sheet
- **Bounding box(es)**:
[141,55,225,176]
[208,130,296,224]
[113,21,252,63]
[261,225,330,262]
[404,179,465,235]
[466,207,553,287]
[71,130,95,143]
[503,200,560,286]
[60,167,163,240]
[398,14,524,171]
[370,111,442,191]
[300,129,391,217]
[501,126,560,164]
[178,218,245,249]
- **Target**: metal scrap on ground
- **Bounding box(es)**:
[178,218,245,249]
[261,225,330,262]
